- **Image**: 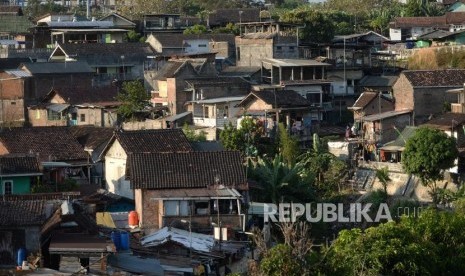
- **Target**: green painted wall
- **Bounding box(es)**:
[0,176,31,195]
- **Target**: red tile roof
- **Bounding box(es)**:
[391,12,465,28]
[0,200,60,226]
[46,86,120,106]
[208,8,260,26]
[0,154,41,174]
[69,126,114,150]
[237,90,311,108]
[352,91,378,108]
[115,129,193,154]
[126,151,246,189]
[403,69,465,87]
[0,127,88,162]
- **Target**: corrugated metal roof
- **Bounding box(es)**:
[46,103,69,113]
[4,69,32,77]
[141,227,215,252]
[189,96,244,104]
[261,58,331,67]
[45,21,113,28]
[363,109,412,121]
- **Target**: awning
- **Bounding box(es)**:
[46,104,70,113]
[165,111,192,122]
[49,233,114,255]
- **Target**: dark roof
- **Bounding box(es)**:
[0,200,59,226]
[127,151,246,189]
[0,14,32,33]
[150,33,235,48]
[0,127,88,162]
[390,12,465,28]
[45,86,119,106]
[191,141,224,151]
[53,43,154,67]
[0,154,41,175]
[185,76,250,87]
[352,91,378,108]
[0,58,30,70]
[0,6,22,15]
[422,112,465,130]
[237,90,311,109]
[359,75,398,87]
[115,129,193,153]
[22,61,94,74]
[208,8,260,26]
[69,126,114,150]
[58,42,155,57]
[153,60,195,81]
[418,29,453,39]
[403,69,465,87]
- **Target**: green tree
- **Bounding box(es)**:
[252,154,313,204]
[402,127,458,204]
[403,0,445,17]
[125,30,142,42]
[299,134,347,198]
[278,123,300,166]
[279,7,335,43]
[182,123,207,142]
[116,81,151,122]
[183,24,208,34]
[219,117,263,156]
[375,166,391,197]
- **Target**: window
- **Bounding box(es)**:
[72,113,77,120]
[10,102,15,105]
[3,181,12,195]
[236,47,240,61]
[80,114,86,122]
[164,200,192,216]
[198,44,207,47]
[289,46,295,52]
[204,106,209,118]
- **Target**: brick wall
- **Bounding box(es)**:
[140,189,161,233]
[393,74,414,112]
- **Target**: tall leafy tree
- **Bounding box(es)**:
[402,127,458,204]
[279,7,335,43]
[116,81,151,122]
[376,166,391,197]
[278,123,300,166]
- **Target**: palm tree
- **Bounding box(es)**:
[254,154,311,204]
[376,167,391,197]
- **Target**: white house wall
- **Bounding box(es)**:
[389,28,402,41]
[104,140,133,199]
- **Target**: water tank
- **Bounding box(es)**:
[120,232,129,250]
[17,248,27,266]
[128,211,139,227]
[111,231,121,251]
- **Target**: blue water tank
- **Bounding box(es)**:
[111,231,121,250]
[120,232,129,250]
[17,248,27,266]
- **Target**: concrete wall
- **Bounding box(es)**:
[236,38,273,67]
[104,140,133,199]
